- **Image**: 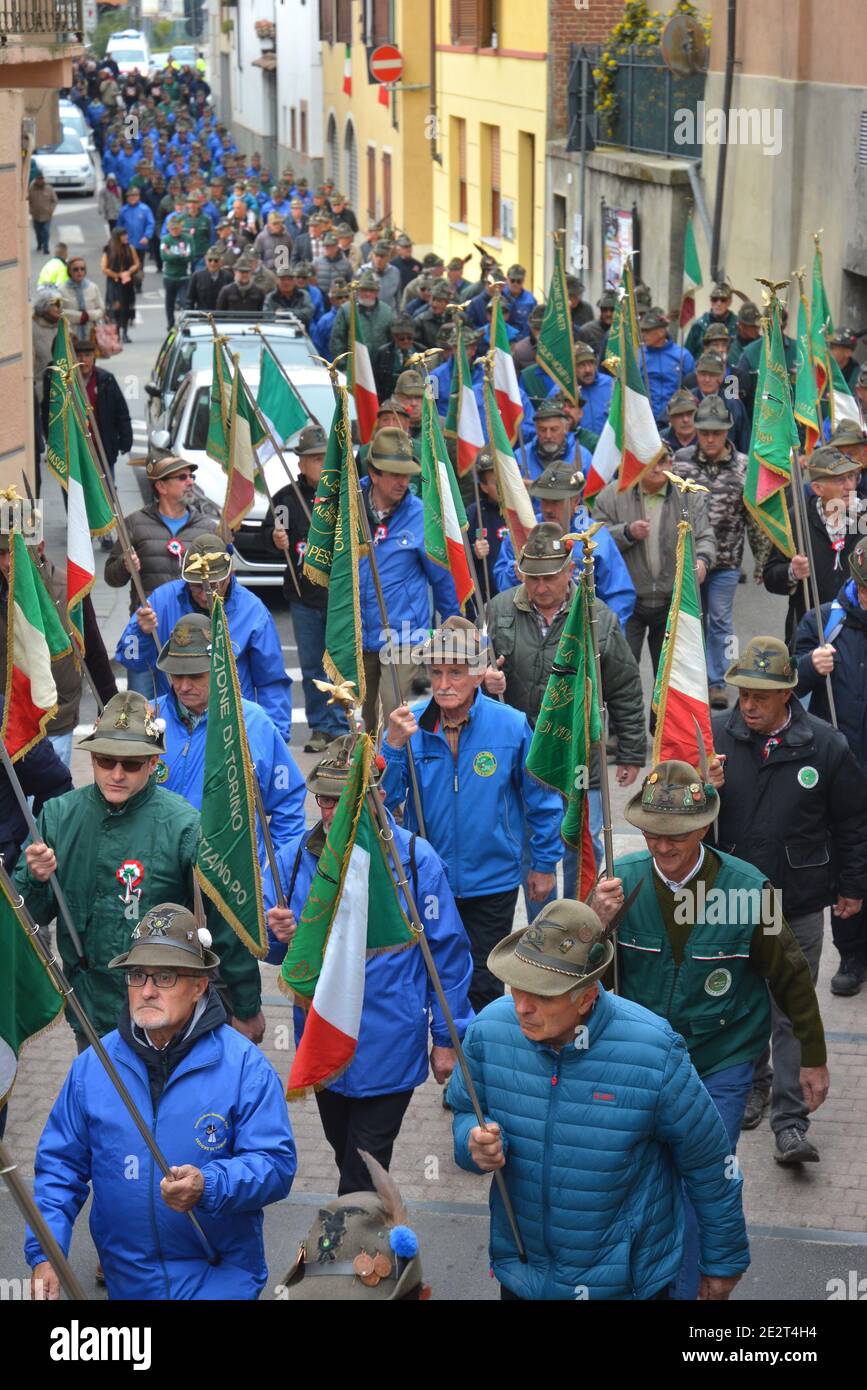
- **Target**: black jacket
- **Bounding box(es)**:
[466,495,507,605]
[263,287,314,326]
[371,340,413,402]
[289,233,313,264]
[185,266,233,311]
[261,475,321,607]
[42,367,133,468]
[763,489,861,644]
[214,282,265,314]
[712,696,867,916]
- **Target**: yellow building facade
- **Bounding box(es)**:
[432,0,548,295]
[320,0,434,250]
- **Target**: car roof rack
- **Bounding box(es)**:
[176,310,307,333]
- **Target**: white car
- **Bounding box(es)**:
[143,365,356,587]
[105,29,150,76]
[33,128,96,196]
[59,100,95,156]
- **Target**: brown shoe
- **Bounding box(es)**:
[708,685,729,709]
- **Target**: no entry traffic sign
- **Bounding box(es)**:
[370,44,403,85]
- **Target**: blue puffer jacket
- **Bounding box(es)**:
[115,577,293,739]
[358,478,460,651]
[262,816,474,1096]
[523,433,593,484]
[644,339,695,423]
[547,371,613,437]
[493,503,636,629]
[381,692,563,897]
[116,200,153,243]
[448,989,750,1300]
[155,690,306,858]
[25,1011,296,1300]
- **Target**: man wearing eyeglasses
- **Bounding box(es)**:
[105,455,219,697]
[684,280,739,360]
[13,691,265,1054]
[26,902,295,1301]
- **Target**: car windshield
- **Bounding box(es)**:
[167,332,311,394]
[185,379,354,452]
[110,50,146,64]
[171,47,195,62]
[36,130,86,156]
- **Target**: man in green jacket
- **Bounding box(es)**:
[13,692,263,1047]
[328,271,395,359]
[591,759,827,1299]
[181,192,214,271]
[160,212,192,329]
[487,522,646,916]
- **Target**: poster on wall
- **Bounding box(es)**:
[601,203,634,287]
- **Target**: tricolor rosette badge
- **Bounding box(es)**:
[116,859,144,904]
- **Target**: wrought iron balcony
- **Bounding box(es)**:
[0,1,84,42]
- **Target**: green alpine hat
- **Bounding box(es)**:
[281,1160,423,1301]
[528,304,546,329]
[157,613,212,675]
[376,396,411,420]
[394,369,425,398]
[182,534,232,584]
[534,397,570,422]
[507,264,526,281]
[597,290,619,310]
[805,444,859,479]
[76,692,167,759]
[414,614,486,670]
[573,342,597,366]
[357,269,380,291]
[724,635,798,689]
[475,447,494,473]
[737,302,762,326]
[487,900,614,997]
[694,394,732,430]
[702,324,731,344]
[827,419,867,451]
[640,307,669,331]
[710,280,733,299]
[829,327,856,349]
[668,388,698,417]
[624,760,719,834]
[306,735,384,796]
[145,454,196,483]
[296,422,328,456]
[367,427,420,475]
[695,351,726,375]
[529,461,585,500]
[848,537,867,586]
[107,902,220,972]
[517,522,573,576]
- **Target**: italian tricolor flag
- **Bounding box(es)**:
[222,360,268,533]
[348,292,378,445]
[585,315,664,499]
[828,354,862,431]
[282,737,415,1097]
[65,407,114,654]
[679,214,702,328]
[421,389,473,609]
[342,44,352,96]
[483,377,536,559]
[2,532,71,761]
[444,331,485,476]
[491,292,523,442]
[651,521,713,767]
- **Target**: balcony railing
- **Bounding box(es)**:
[568,42,706,161]
[0,1,83,40]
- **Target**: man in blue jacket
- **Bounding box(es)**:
[521,397,593,484]
[500,264,537,338]
[640,307,695,425]
[383,616,563,1011]
[27,903,296,1301]
[449,899,750,1300]
[357,428,461,731]
[154,614,305,858]
[493,461,636,630]
[116,186,154,265]
[263,738,473,1194]
[116,535,293,740]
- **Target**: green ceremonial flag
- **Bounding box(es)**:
[0,876,64,1109]
[743,304,797,558]
[679,214,702,327]
[206,340,231,467]
[537,240,578,404]
[793,290,821,450]
[280,735,414,1005]
[811,243,833,395]
[195,596,267,957]
[45,317,90,485]
[303,390,366,703]
[257,346,308,448]
[526,575,602,857]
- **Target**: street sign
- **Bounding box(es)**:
[370,44,403,85]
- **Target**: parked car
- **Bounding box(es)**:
[145,312,315,437]
[59,100,96,156]
[141,364,356,587]
[33,128,96,196]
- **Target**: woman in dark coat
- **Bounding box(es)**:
[100,227,140,343]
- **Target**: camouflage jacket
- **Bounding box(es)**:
[673,445,771,577]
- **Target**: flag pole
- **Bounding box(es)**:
[0,738,85,962]
[575,526,620,994]
[222,347,304,601]
[364,783,527,1263]
[0,1139,89,1301]
[789,446,838,729]
[321,365,430,836]
[0,859,220,1266]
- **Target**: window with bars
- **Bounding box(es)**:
[327,115,339,182]
[371,0,391,44]
[336,0,352,44]
[319,0,334,42]
[450,0,493,46]
[367,144,377,222]
[859,112,867,166]
[382,151,392,220]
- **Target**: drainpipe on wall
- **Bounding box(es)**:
[429,0,441,163]
[709,0,737,282]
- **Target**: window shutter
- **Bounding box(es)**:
[336,0,352,44]
[372,0,391,44]
[319,0,333,42]
[452,0,479,45]
[490,125,501,191]
[382,152,392,220]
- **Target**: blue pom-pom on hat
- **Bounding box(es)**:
[389,1225,418,1259]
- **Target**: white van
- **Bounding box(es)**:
[105,29,150,76]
